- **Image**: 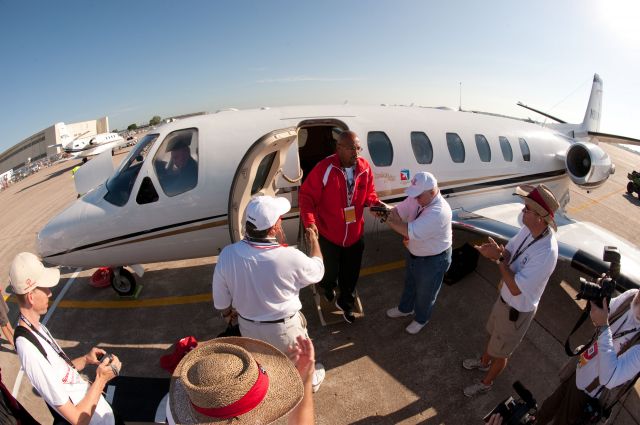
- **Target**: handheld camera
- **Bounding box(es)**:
[576,246,620,308]
[484,381,537,425]
[370,205,391,222]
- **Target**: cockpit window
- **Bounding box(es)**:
[104,133,158,206]
[153,129,199,197]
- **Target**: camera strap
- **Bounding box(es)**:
[19,314,76,369]
[565,304,594,357]
[564,296,635,357]
[508,227,549,266]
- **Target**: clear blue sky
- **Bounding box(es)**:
[1,0,639,152]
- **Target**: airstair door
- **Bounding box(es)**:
[228,127,301,242]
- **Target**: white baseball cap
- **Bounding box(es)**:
[405,172,438,197]
[8,252,60,295]
[245,196,291,231]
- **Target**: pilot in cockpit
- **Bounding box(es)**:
[155,133,198,196]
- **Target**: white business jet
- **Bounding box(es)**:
[63,132,127,161]
[37,74,640,295]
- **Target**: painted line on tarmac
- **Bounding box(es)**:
[566,188,623,214]
[12,268,81,397]
[39,260,408,310]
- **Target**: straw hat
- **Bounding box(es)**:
[514,184,560,231]
[169,337,303,424]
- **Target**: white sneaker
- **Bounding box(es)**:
[462,358,491,372]
[312,362,325,393]
[386,307,413,318]
[463,381,492,397]
[405,320,426,334]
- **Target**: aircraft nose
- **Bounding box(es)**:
[37,198,91,263]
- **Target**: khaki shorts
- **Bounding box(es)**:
[238,311,308,354]
[0,297,9,327]
[486,296,536,358]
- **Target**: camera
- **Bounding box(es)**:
[370,205,391,222]
[484,381,537,425]
[576,246,620,308]
[97,352,113,363]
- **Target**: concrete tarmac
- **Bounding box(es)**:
[1,144,640,424]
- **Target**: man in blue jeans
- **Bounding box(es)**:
[383,172,452,334]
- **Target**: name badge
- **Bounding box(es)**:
[343,206,356,223]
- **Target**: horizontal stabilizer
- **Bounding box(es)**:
[588,131,640,146]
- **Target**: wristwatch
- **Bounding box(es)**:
[494,256,504,265]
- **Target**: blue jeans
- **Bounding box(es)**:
[398,246,452,325]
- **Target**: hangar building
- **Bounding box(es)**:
[0,117,109,174]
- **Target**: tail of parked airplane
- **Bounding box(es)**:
[580,73,602,133]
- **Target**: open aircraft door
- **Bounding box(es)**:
[228,127,301,242]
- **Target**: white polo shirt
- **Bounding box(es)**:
[500,226,558,312]
[395,193,452,256]
[212,240,325,322]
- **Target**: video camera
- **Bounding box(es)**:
[484,381,537,425]
[370,204,391,222]
[576,246,620,308]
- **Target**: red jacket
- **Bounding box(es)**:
[299,155,379,247]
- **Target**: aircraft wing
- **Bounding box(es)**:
[453,203,640,290]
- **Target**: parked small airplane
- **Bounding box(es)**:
[50,125,127,161]
[37,74,640,295]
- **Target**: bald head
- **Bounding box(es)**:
[336,131,361,167]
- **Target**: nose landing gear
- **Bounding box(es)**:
[111,267,137,296]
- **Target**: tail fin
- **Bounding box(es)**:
[581,74,602,132]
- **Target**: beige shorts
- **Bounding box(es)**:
[238,311,308,354]
[486,296,536,358]
[0,297,9,327]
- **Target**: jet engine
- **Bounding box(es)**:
[565,141,614,189]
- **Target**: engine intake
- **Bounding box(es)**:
[565,141,614,189]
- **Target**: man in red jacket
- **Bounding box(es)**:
[299,130,381,323]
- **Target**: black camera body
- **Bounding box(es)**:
[370,205,391,222]
[484,381,537,425]
[97,352,113,363]
[576,246,621,308]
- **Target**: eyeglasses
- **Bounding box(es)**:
[522,206,539,216]
[338,144,362,152]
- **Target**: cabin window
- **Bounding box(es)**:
[104,133,158,206]
[475,134,491,162]
[136,177,159,204]
[251,151,277,195]
[410,132,433,164]
[153,128,199,197]
[518,138,531,161]
[367,131,393,166]
[499,136,513,162]
[446,132,465,163]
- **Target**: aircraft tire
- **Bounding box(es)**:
[111,267,136,296]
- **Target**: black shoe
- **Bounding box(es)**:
[323,288,336,303]
[335,299,356,324]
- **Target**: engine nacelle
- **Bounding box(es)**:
[565,141,614,189]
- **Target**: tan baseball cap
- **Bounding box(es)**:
[9,252,60,295]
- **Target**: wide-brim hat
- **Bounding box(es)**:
[169,337,303,424]
[514,184,560,231]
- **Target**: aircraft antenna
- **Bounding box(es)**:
[458,82,462,111]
